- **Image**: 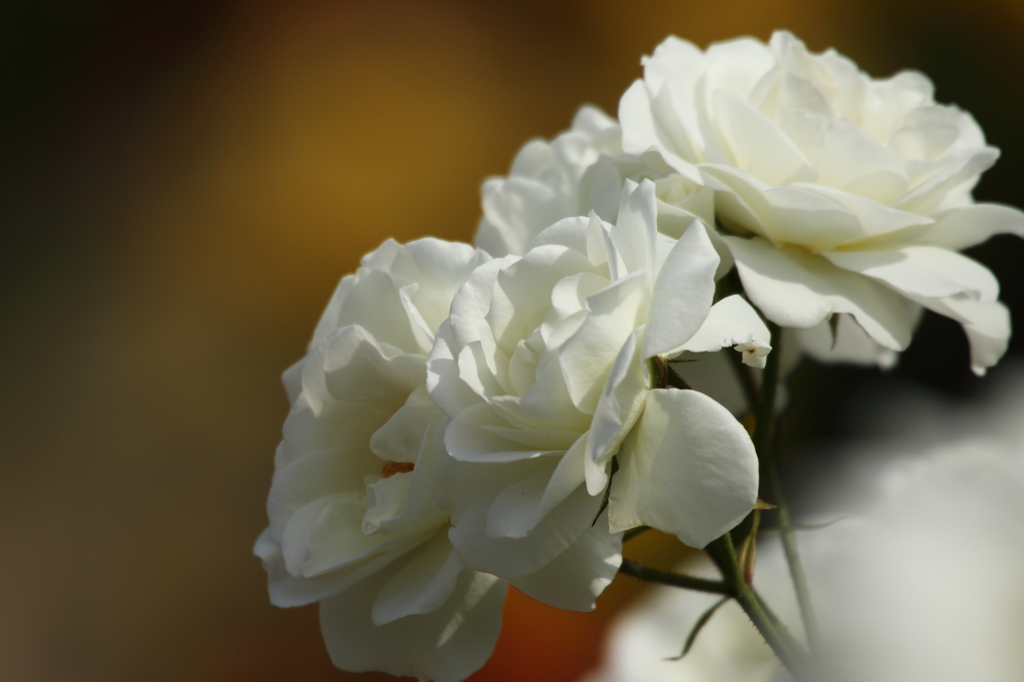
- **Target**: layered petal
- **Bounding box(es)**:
[321,563,508,682]
[510,511,624,611]
[371,530,465,626]
[642,218,720,359]
[824,246,998,302]
[726,235,915,350]
[616,31,1019,372]
[448,481,604,578]
[917,203,1024,251]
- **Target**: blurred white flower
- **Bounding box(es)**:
[254,238,620,682]
[620,30,1024,375]
[476,105,622,258]
[585,367,1024,682]
[428,178,768,571]
[476,107,723,270]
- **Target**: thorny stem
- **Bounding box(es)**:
[619,551,806,675]
[750,321,820,654]
[754,586,804,661]
[705,533,805,675]
[751,322,780,463]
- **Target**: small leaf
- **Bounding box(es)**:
[753,499,777,510]
[666,596,730,660]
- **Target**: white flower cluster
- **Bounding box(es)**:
[256,31,1022,681]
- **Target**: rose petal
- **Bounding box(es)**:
[448,481,603,578]
[725,235,915,350]
[906,294,1011,376]
[917,203,1024,251]
[371,530,465,625]
[643,219,720,359]
[510,511,623,612]
[824,246,999,302]
[710,88,816,187]
[558,272,648,413]
[586,330,648,494]
[609,389,758,548]
[673,294,772,368]
[321,564,507,682]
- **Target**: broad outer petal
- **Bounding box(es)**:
[510,511,623,612]
[619,80,703,183]
[609,389,758,548]
[916,203,1024,251]
[255,527,424,608]
[725,235,915,350]
[371,530,465,626]
[317,324,424,408]
[823,246,999,303]
[320,564,508,682]
[906,294,1011,376]
[619,80,660,157]
[255,529,351,607]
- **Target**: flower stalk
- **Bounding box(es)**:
[618,558,730,595]
[705,533,805,675]
[617,551,806,675]
[753,322,820,653]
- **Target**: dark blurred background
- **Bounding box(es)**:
[2,1,1022,681]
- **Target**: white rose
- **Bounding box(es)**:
[620,30,1024,375]
[254,238,619,682]
[476,105,622,258]
[476,106,721,268]
[428,179,768,576]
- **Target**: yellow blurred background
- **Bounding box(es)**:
[3,1,1023,680]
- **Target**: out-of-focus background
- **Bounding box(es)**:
[2,1,1023,681]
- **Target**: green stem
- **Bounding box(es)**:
[705,533,804,675]
[751,321,780,457]
[753,322,820,653]
[753,586,804,659]
[617,558,730,595]
[770,417,820,652]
